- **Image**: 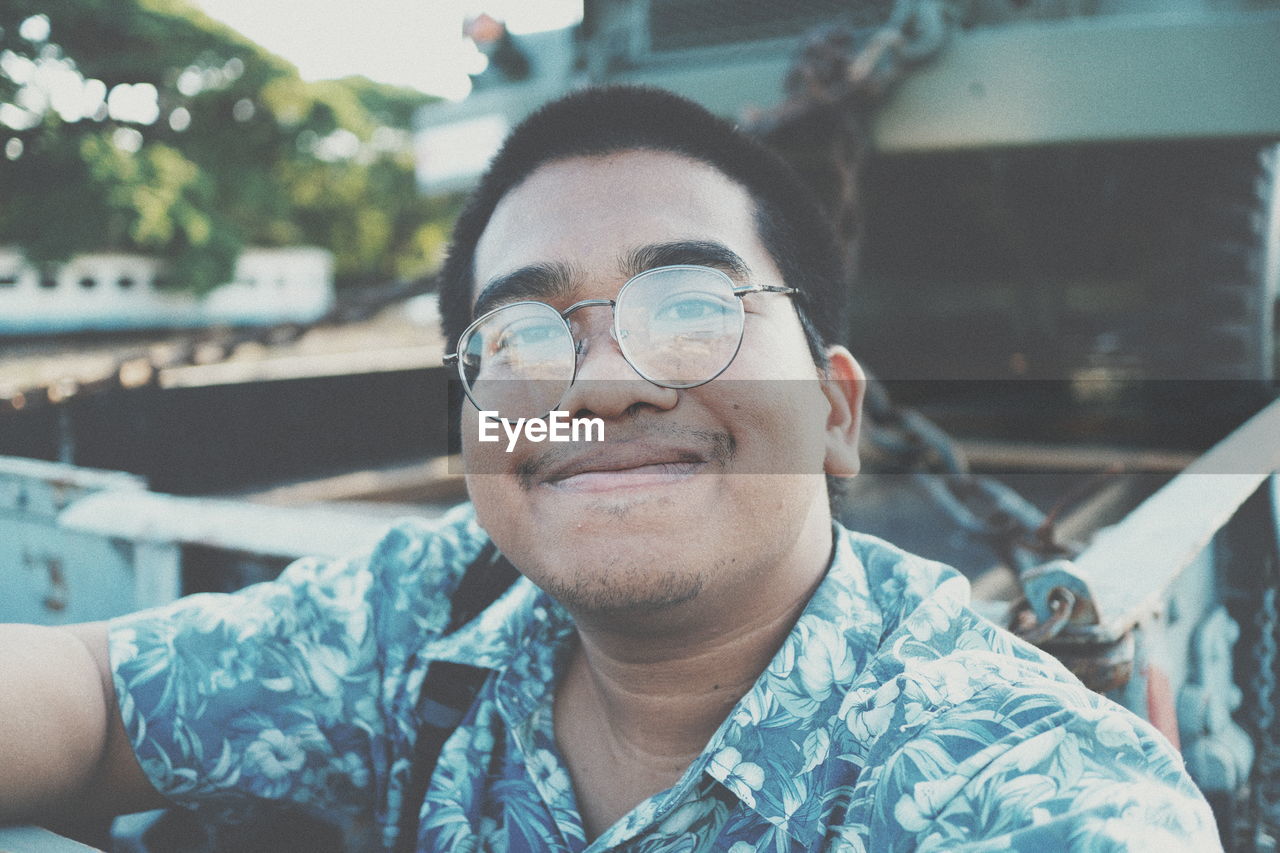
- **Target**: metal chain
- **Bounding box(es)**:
[862,373,1076,573]
[1251,571,1280,850]
[1253,586,1277,740]
[770,0,961,112]
[751,0,1071,578]
[847,0,955,98]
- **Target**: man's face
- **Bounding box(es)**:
[462,150,860,627]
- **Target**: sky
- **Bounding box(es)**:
[191,0,582,100]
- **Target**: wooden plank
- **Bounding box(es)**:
[958,440,1195,473]
[229,455,466,506]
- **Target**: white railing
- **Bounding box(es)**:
[0,247,334,334]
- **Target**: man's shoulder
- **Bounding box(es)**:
[360,502,490,594]
[834,524,1069,670]
[834,525,974,636]
[326,503,497,647]
[110,503,492,665]
[830,524,1094,754]
[825,529,1213,848]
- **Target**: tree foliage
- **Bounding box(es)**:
[0,0,454,293]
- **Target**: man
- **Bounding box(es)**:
[1,87,1219,851]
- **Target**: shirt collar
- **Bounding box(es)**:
[431,520,895,848]
[427,574,563,672]
[698,525,885,847]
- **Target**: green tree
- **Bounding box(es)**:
[0,0,446,294]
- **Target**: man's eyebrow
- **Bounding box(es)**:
[473,261,577,316]
[622,241,752,281]
[471,241,750,317]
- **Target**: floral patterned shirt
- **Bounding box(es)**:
[109,503,1221,851]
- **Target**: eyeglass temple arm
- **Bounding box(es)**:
[733,284,800,297]
[443,353,459,365]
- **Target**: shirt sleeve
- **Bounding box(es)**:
[107,548,384,825]
[874,686,1223,852]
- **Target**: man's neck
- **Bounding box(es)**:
[551,518,834,840]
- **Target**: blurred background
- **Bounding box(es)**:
[1,0,1277,579]
[0,0,588,503]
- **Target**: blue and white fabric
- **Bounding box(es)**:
[109,504,1221,851]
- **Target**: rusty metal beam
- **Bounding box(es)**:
[958,440,1195,473]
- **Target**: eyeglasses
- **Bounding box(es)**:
[445,264,798,420]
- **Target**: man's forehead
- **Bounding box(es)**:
[471,149,766,301]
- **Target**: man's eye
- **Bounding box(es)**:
[654,294,732,326]
[490,320,562,355]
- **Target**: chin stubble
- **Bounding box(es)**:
[538,559,706,619]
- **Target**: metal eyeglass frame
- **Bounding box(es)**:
[444,264,798,415]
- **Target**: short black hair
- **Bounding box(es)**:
[439,85,848,363]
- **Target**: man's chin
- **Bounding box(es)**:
[536,565,705,628]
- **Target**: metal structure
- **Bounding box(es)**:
[0,455,397,625]
[417,0,1280,386]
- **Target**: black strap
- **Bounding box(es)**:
[395,544,519,853]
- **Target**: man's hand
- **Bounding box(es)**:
[0,623,163,823]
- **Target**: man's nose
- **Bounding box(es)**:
[559,310,677,418]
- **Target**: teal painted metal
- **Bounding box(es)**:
[602,44,794,126]
[0,457,168,625]
[0,455,393,627]
[416,4,1280,193]
[871,11,1280,152]
[1179,606,1256,796]
[605,10,1280,150]
[59,489,392,560]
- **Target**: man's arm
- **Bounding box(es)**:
[0,622,164,823]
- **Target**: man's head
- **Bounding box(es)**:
[443,87,864,631]
[440,86,847,363]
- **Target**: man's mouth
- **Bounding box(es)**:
[514,428,735,492]
[540,445,709,491]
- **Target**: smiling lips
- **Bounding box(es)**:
[510,424,737,491]
[541,444,711,491]
[512,435,721,494]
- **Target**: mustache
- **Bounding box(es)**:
[515,421,737,490]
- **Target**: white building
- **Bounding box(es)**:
[0,247,335,334]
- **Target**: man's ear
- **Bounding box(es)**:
[819,346,864,477]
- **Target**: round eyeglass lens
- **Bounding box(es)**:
[460,301,576,419]
[616,266,744,386]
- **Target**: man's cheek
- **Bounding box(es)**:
[466,471,521,541]
[461,410,508,470]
